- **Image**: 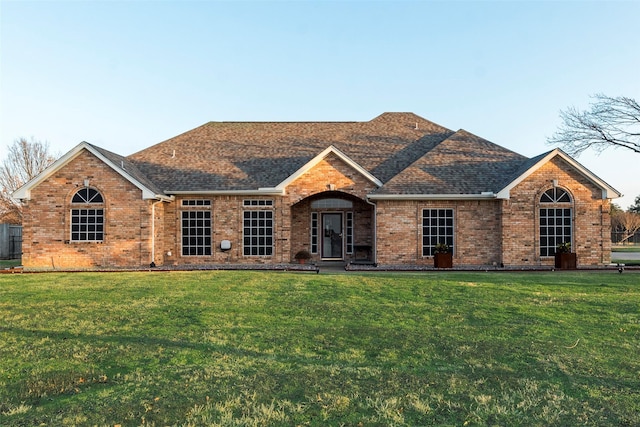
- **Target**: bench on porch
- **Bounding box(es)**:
[353,245,373,263]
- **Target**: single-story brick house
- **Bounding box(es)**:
[13,112,620,270]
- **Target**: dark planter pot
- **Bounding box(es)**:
[555,252,577,269]
[434,252,453,269]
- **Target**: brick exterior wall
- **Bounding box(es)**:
[501,157,611,267]
[161,153,377,265]
[161,195,283,266]
[375,199,502,266]
[21,150,154,269]
[21,150,612,269]
[285,154,377,263]
[375,157,611,267]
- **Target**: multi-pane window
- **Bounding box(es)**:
[71,188,104,242]
[422,209,454,256]
[346,212,354,254]
[71,208,104,241]
[539,188,573,257]
[182,199,211,206]
[243,199,273,207]
[181,211,212,256]
[243,210,274,256]
[310,212,319,254]
[311,198,353,209]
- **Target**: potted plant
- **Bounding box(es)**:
[294,249,311,264]
[434,243,453,268]
[554,242,577,269]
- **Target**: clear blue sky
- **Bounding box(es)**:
[1,0,639,208]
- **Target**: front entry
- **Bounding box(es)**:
[322,213,343,259]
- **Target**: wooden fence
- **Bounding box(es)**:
[0,224,22,259]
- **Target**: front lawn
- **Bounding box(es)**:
[612,245,640,252]
[1,271,638,426]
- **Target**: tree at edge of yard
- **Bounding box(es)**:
[0,137,57,224]
[548,93,640,156]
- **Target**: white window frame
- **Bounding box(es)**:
[70,208,104,242]
[70,188,105,242]
[243,210,274,256]
[346,211,354,254]
[243,199,274,207]
[539,188,573,257]
[182,199,211,206]
[181,210,212,256]
[310,212,319,254]
[422,208,454,257]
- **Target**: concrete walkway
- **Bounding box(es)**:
[315,262,348,274]
[612,251,640,261]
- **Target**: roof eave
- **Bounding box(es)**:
[368,193,497,201]
[12,142,167,201]
[166,189,285,196]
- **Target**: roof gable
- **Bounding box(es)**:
[274,145,383,190]
[496,148,622,199]
[12,142,168,201]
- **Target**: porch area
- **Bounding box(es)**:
[290,192,375,265]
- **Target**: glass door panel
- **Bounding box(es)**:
[322,213,343,259]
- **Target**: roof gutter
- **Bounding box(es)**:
[152,194,174,202]
[367,192,498,201]
[165,189,285,196]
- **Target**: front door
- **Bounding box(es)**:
[322,213,343,259]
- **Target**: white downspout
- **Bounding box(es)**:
[151,200,163,266]
[365,196,377,266]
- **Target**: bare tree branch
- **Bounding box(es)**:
[548,94,640,156]
[612,210,640,244]
[0,138,57,224]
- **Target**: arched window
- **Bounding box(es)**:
[540,187,571,203]
[539,187,572,256]
[70,188,104,242]
[72,188,104,203]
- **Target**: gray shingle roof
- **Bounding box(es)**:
[126,113,531,195]
[89,143,165,196]
[373,129,528,195]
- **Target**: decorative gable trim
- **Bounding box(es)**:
[496,148,621,200]
[273,145,383,190]
[12,142,171,201]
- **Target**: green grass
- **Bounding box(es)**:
[611,259,640,266]
[612,245,640,252]
[611,246,640,265]
[1,271,639,426]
